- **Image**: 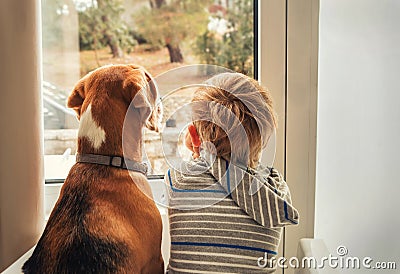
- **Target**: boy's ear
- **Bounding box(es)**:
[67,78,85,119]
[188,124,201,147]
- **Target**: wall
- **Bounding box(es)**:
[316,0,400,270]
[0,0,44,271]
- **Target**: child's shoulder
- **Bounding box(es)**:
[165,159,217,190]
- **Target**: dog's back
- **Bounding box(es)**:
[22,165,125,273]
[23,164,163,274]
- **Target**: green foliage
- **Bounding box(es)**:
[195,0,254,77]
[134,0,212,54]
[78,0,136,54]
[195,31,221,64]
[78,4,102,51]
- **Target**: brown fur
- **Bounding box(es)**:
[22,65,164,274]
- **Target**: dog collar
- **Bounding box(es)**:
[76,153,148,175]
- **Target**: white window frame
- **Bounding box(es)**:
[258,1,319,272]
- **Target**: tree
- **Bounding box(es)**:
[135,0,212,63]
[78,0,135,59]
[194,0,254,76]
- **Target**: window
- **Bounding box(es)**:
[42,0,256,179]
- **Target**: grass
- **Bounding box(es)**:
[79,44,200,77]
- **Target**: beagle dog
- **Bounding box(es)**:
[22,64,164,274]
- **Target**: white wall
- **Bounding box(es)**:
[316,0,400,270]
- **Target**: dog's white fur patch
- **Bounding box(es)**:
[78,104,106,150]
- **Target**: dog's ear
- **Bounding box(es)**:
[67,78,85,119]
[142,70,162,132]
[123,68,158,124]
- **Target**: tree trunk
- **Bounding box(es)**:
[150,0,166,9]
[166,44,183,63]
[97,0,123,58]
[105,34,123,58]
[109,43,123,58]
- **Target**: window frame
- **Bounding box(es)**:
[43,0,260,184]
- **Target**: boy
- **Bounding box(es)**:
[167,72,299,273]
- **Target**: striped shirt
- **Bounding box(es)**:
[166,157,299,273]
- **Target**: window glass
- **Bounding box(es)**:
[42,0,255,178]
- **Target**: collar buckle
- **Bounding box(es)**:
[110,156,123,168]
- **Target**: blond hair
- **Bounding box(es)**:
[192,73,276,168]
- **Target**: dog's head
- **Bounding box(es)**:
[67,64,162,154]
